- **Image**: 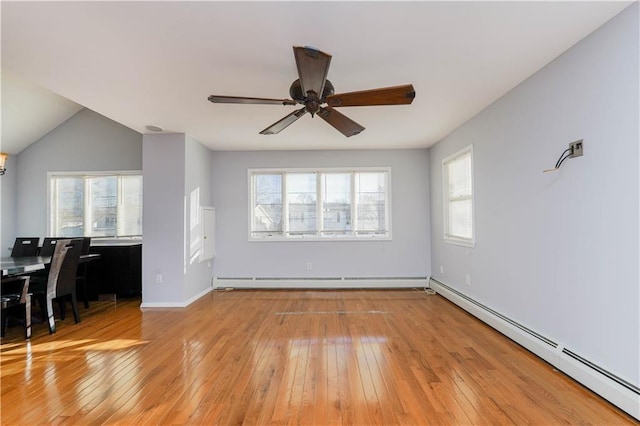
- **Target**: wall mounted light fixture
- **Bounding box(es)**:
[0,153,8,175]
[543,139,584,173]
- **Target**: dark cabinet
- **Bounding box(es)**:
[88,243,141,299]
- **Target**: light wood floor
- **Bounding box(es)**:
[0,289,635,425]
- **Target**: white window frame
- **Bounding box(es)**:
[442,145,475,248]
[47,171,143,239]
[248,167,392,242]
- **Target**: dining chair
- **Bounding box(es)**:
[10,238,40,257]
[30,239,82,334]
[1,276,32,339]
[28,237,64,281]
[39,237,64,257]
[75,237,92,308]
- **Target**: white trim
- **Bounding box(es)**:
[140,286,212,308]
[214,277,427,289]
[442,145,475,248]
[430,278,640,420]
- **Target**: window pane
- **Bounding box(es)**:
[119,175,143,236]
[53,177,85,237]
[50,173,143,239]
[449,199,472,239]
[322,173,351,234]
[356,172,387,233]
[88,176,117,237]
[249,168,390,240]
[444,148,474,244]
[287,173,317,235]
[448,153,471,198]
[253,174,283,236]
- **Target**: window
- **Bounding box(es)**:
[250,168,390,240]
[49,172,142,238]
[443,146,475,247]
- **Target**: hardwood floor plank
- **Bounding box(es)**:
[1,289,636,425]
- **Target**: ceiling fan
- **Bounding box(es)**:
[208,46,416,137]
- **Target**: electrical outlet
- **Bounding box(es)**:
[156,274,163,284]
[569,140,583,158]
[465,274,471,286]
[440,265,444,274]
[306,262,312,270]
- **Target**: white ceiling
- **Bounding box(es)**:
[1,1,631,153]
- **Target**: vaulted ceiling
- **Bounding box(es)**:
[1,1,631,154]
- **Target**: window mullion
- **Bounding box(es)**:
[449,194,472,202]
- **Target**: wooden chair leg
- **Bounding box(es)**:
[45,296,56,334]
[1,312,7,338]
[58,297,67,320]
[37,295,46,323]
[70,294,81,324]
[24,295,31,340]
[82,280,90,309]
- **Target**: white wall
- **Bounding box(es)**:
[11,108,142,242]
[142,133,213,306]
[210,149,431,281]
[429,3,638,387]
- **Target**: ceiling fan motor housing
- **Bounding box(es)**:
[289,79,335,104]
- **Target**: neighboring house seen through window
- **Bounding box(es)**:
[250,168,390,240]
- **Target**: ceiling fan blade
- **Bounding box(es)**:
[326,84,416,107]
[208,95,297,106]
[317,107,365,137]
[259,107,307,135]
[293,46,331,99]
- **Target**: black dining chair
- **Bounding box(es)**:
[75,237,92,308]
[39,237,64,257]
[29,239,82,334]
[28,237,64,281]
[1,276,32,340]
[10,238,40,257]
[34,237,92,309]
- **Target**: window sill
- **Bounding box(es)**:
[249,235,391,242]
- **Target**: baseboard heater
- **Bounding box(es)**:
[429,278,640,420]
[214,276,428,289]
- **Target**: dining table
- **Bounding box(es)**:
[1,254,101,277]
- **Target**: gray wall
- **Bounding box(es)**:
[142,133,186,305]
[12,108,142,240]
[210,149,431,280]
[0,155,18,252]
[184,135,214,299]
[142,133,213,306]
[429,4,639,386]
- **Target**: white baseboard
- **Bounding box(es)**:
[430,278,640,420]
[140,286,212,308]
[213,277,428,289]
